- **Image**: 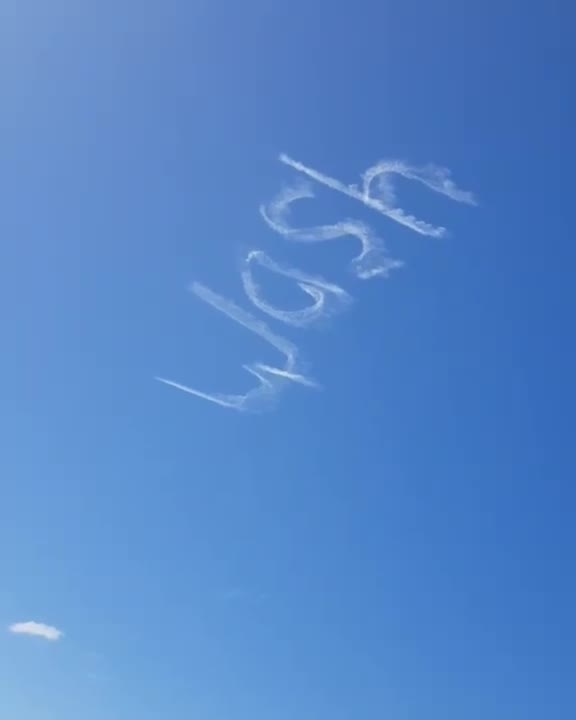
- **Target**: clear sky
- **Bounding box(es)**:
[1,1,575,718]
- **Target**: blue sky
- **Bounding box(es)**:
[1,1,575,718]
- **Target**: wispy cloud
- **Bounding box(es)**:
[9,621,63,641]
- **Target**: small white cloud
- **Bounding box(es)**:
[9,621,63,641]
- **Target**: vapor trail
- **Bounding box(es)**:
[260,182,403,280]
[280,154,477,238]
[156,282,316,412]
[241,249,353,327]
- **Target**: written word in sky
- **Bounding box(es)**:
[157,154,477,412]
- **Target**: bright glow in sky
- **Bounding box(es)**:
[1,2,575,719]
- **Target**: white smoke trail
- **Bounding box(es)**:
[280,154,477,238]
[241,249,353,327]
[157,154,477,413]
[156,282,317,412]
[260,182,403,280]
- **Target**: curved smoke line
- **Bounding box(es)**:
[260,182,403,280]
[279,154,477,239]
[241,249,353,327]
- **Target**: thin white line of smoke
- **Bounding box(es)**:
[259,181,403,280]
[279,153,477,238]
[241,249,353,327]
[156,282,317,412]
